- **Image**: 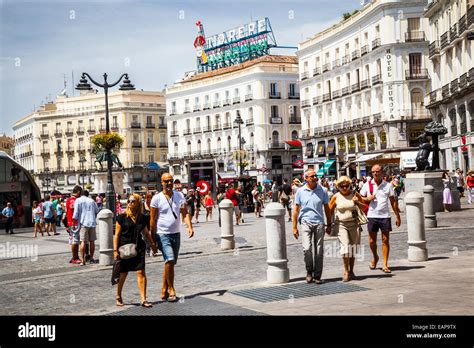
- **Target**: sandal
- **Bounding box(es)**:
[116,296,124,307]
[141,301,153,308]
[161,289,169,301]
[382,266,391,274]
[369,256,379,270]
[167,294,178,302]
[342,273,350,282]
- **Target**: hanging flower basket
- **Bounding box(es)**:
[90,132,124,154]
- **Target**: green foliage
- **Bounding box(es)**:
[90,132,124,155]
[342,9,360,21]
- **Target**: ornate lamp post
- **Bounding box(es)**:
[234,111,244,176]
[78,155,86,186]
[43,168,51,195]
[76,73,135,212]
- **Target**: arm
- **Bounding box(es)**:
[292,204,300,239]
[389,196,401,227]
[113,222,121,260]
[181,203,194,238]
[150,207,158,242]
[354,192,369,206]
[323,203,332,235]
[328,195,337,216]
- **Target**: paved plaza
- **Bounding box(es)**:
[0,198,473,316]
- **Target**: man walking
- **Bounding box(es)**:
[66,185,82,264]
[1,202,15,234]
[150,172,194,302]
[73,190,99,265]
[278,178,292,222]
[292,169,332,284]
[360,164,401,273]
[42,195,58,236]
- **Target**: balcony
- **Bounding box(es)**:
[65,129,74,136]
[332,59,340,68]
[183,129,192,135]
[301,71,309,80]
[372,38,381,50]
[223,123,232,130]
[269,92,281,99]
[322,63,330,72]
[459,73,468,90]
[270,117,282,124]
[159,123,167,129]
[213,101,220,108]
[76,127,85,134]
[342,55,350,65]
[343,120,351,129]
[352,119,361,127]
[313,126,322,135]
[429,41,440,58]
[301,129,311,138]
[40,149,50,156]
[269,142,285,149]
[459,15,467,34]
[54,130,62,137]
[332,89,341,99]
[372,74,382,86]
[289,116,301,124]
[361,44,369,56]
[170,130,179,137]
[193,105,201,112]
[323,125,332,133]
[313,67,321,76]
[169,109,177,116]
[302,99,311,108]
[288,92,300,99]
[111,125,119,131]
[450,78,459,95]
[245,119,254,126]
[183,107,191,113]
[362,116,371,125]
[442,84,450,99]
[405,68,429,80]
[159,142,168,148]
[54,149,63,157]
[243,94,252,102]
[223,99,231,106]
[99,127,106,133]
[322,93,331,102]
[341,87,350,97]
[146,141,156,148]
[429,90,439,105]
[450,23,459,42]
[213,124,222,131]
[87,127,95,134]
[66,148,74,155]
[203,126,212,133]
[203,103,211,110]
[469,68,474,84]
[333,122,343,131]
[132,141,142,148]
[469,5,474,27]
[373,113,382,123]
[130,122,141,128]
[232,97,240,104]
[351,49,360,61]
[66,166,75,172]
[440,32,449,49]
[351,83,360,93]
[40,131,49,138]
[405,31,426,42]
[360,79,370,90]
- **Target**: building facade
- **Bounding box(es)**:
[297,0,431,178]
[13,90,168,194]
[425,0,474,172]
[166,55,302,189]
[0,134,14,156]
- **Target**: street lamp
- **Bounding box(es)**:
[76,72,135,212]
[78,155,86,185]
[234,110,244,176]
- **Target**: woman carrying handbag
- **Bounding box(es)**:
[328,176,369,282]
[113,193,154,308]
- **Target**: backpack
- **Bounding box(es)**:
[280,186,290,204]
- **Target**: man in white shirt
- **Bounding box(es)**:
[150,173,194,302]
[360,164,401,274]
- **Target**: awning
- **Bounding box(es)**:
[316,159,336,177]
[354,153,383,162]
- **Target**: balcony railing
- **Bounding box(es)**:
[203,103,211,110]
[459,73,468,89]
[342,54,350,65]
[40,131,49,138]
[111,125,119,131]
[269,92,281,99]
[223,99,231,106]
[269,142,285,149]
[289,117,301,124]
[451,78,459,95]
[87,127,95,133]
[193,105,201,112]
[245,94,253,101]
[429,40,440,58]
[233,97,240,104]
[459,15,467,34]
[159,123,167,129]
[351,83,360,93]
[322,93,331,102]
[270,117,282,124]
[429,90,438,104]
[54,149,63,156]
[301,129,311,138]
[405,68,429,80]
[360,79,370,90]
[373,113,382,123]
[223,123,232,130]
[288,92,300,99]
[343,121,351,129]
[352,119,361,127]
[442,84,450,99]
[183,107,191,113]
[65,148,74,154]
[245,119,254,126]
[183,129,192,136]
[362,116,371,124]
[76,127,85,134]
[169,109,177,116]
[65,129,74,136]
[322,63,330,72]
[145,123,155,129]
[54,130,62,137]
[203,126,212,133]
[130,122,141,128]
[146,142,156,148]
[313,96,322,105]
[40,149,50,156]
[351,49,360,60]
[440,32,449,49]
[332,59,340,68]
[193,127,201,134]
[302,99,311,108]
[372,38,381,50]
[313,67,321,76]
[132,141,142,148]
[341,87,350,96]
[405,31,425,42]
[301,71,309,80]
[313,126,322,135]
[450,23,459,42]
[469,68,474,84]
[372,74,382,85]
[332,90,341,99]
[159,142,168,148]
[361,44,369,56]
[468,5,474,27]
[213,101,220,108]
[170,130,179,137]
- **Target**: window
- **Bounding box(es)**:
[271,105,279,118]
[272,130,279,144]
[409,53,422,74]
[291,130,298,140]
[289,83,297,96]
[146,115,153,125]
[270,83,278,96]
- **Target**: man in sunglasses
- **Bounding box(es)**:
[149,173,194,302]
[360,164,401,274]
[292,169,332,284]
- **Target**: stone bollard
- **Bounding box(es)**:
[264,203,290,284]
[97,209,114,266]
[423,185,437,228]
[405,191,428,262]
[219,199,235,250]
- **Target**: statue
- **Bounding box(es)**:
[415,132,432,171]
[414,121,448,171]
[94,151,123,170]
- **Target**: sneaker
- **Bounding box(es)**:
[54,232,60,235]
[314,278,323,285]
[89,259,98,264]
[85,254,91,261]
[72,259,82,264]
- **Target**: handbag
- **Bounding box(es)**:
[355,205,368,225]
[118,219,140,259]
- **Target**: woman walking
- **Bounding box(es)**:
[328,176,368,282]
[56,198,65,227]
[467,170,474,204]
[204,191,215,222]
[113,193,153,308]
[32,201,45,237]
[194,190,202,223]
[442,171,453,212]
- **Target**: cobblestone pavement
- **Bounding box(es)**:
[0,200,472,315]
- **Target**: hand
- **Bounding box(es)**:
[352,196,359,204]
[325,224,332,235]
[395,214,401,227]
[293,227,299,239]
[188,227,194,238]
[367,194,375,202]
[151,242,158,254]
[114,250,120,260]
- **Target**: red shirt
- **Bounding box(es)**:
[467,175,474,188]
[66,195,78,226]
[225,189,238,206]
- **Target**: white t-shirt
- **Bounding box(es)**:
[360,179,394,218]
[150,191,186,234]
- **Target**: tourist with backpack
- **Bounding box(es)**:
[278,178,292,222]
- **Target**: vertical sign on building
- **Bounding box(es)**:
[383,48,397,120]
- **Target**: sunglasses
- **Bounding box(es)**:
[306,175,317,178]
[340,185,350,188]
[162,179,173,183]
[128,199,136,203]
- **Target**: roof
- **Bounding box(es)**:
[181,55,298,83]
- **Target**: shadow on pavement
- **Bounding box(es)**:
[387,265,425,271]
[144,289,229,305]
[427,256,450,261]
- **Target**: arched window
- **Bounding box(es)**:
[449,108,457,136]
[174,142,178,155]
[459,105,467,134]
[227,136,232,152]
[272,131,279,144]
[410,88,423,113]
[207,138,211,152]
[217,137,221,151]
[197,139,201,153]
[291,130,298,140]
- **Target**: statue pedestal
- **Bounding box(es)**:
[405,171,460,212]
[92,171,124,195]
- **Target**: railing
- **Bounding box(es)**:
[429,41,440,58]
[342,87,350,96]
[351,49,360,60]
[301,129,311,138]
[40,131,49,138]
[169,109,177,116]
[159,123,167,129]
[145,123,155,128]
[343,121,351,129]
[146,142,156,148]
[351,83,360,93]
[66,147,74,154]
[332,90,341,99]
[459,73,468,89]
[405,31,425,42]
[323,125,332,132]
[193,105,201,112]
[372,38,381,50]
[131,122,141,128]
[332,59,340,68]
[361,44,369,56]
[429,90,438,104]
[183,129,192,135]
[54,149,63,156]
[288,92,300,99]
[342,55,350,65]
[203,126,212,133]
[40,149,49,156]
[132,141,142,148]
[65,129,74,136]
[289,117,301,124]
[233,97,240,104]
[440,32,449,49]
[183,107,191,113]
[469,5,474,27]
[223,123,232,130]
[405,68,429,80]
[213,101,220,108]
[203,103,211,110]
[269,92,281,99]
[270,117,282,124]
[373,113,382,123]
[313,67,321,76]
[372,74,382,85]
[322,63,330,72]
[223,99,231,106]
[99,127,106,133]
[245,94,253,101]
[442,84,450,99]
[170,130,179,137]
[77,127,85,134]
[313,126,322,135]
[360,79,370,90]
[450,23,459,42]
[160,142,168,148]
[54,130,62,137]
[450,78,459,95]
[269,142,285,149]
[301,71,309,80]
[193,127,202,134]
[469,68,474,84]
[245,119,254,126]
[302,99,311,108]
[362,116,371,124]
[459,15,467,34]
[333,122,343,131]
[322,93,331,102]
[215,124,224,131]
[111,125,119,131]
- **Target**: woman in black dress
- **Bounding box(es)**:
[113,193,154,308]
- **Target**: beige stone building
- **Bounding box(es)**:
[13,90,167,194]
[0,134,14,156]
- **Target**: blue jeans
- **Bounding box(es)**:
[156,233,180,264]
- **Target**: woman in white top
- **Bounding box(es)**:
[328,176,369,282]
[442,171,453,212]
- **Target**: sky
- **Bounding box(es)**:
[0,0,360,135]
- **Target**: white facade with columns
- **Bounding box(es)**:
[297,0,431,177]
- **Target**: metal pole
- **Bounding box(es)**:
[103,74,116,213]
[239,122,243,176]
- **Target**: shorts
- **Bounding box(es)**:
[68,227,80,245]
[233,206,240,215]
[156,232,180,264]
[34,217,41,224]
[367,217,392,233]
[79,226,97,243]
[254,201,261,208]
[44,217,55,224]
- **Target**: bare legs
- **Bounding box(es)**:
[116,270,151,307]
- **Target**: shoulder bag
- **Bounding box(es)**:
[118,217,140,260]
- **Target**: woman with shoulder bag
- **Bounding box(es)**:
[328,176,369,282]
[113,193,154,308]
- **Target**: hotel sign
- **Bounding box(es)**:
[384,48,397,120]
